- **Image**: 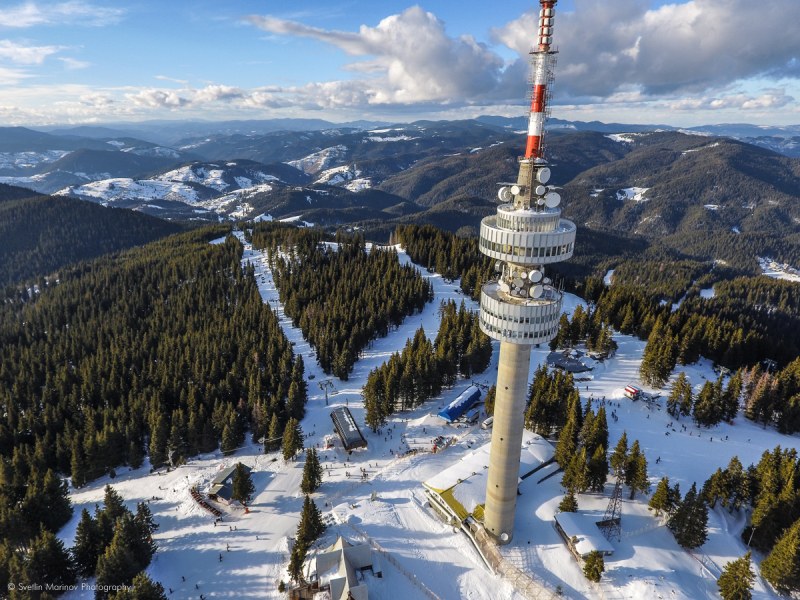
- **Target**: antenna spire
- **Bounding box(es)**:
[524,0,558,160]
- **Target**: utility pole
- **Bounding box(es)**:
[319,379,334,405]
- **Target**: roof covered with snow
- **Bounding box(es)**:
[554,512,615,557]
[423,430,553,520]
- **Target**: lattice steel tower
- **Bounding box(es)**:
[480,0,576,544]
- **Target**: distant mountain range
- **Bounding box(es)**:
[0,119,797,263]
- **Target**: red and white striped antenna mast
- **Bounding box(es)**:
[524,0,557,161]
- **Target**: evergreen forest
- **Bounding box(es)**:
[0,191,181,288]
[251,224,432,379]
[0,226,308,588]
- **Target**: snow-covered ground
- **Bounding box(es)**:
[287,145,348,175]
[758,257,800,283]
[605,134,636,144]
[56,178,202,203]
[57,235,799,599]
[616,187,650,202]
[0,149,69,171]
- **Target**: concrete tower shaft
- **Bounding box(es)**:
[480,0,575,545]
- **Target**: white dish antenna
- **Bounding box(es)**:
[513,277,523,288]
[520,271,528,279]
[510,185,522,196]
[498,187,512,202]
[499,281,510,294]
[529,269,543,283]
[530,285,544,299]
[543,277,551,284]
[544,191,561,208]
[494,260,503,272]
[537,198,545,206]
[534,185,546,196]
[536,167,551,184]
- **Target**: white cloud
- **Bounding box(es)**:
[670,89,795,111]
[0,65,30,84]
[246,7,504,105]
[0,1,124,28]
[0,39,61,63]
[58,56,89,69]
[494,0,800,100]
[126,88,190,108]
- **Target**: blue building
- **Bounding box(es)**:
[438,386,482,423]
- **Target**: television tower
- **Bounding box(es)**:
[480,0,575,544]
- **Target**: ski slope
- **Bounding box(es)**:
[57,233,798,599]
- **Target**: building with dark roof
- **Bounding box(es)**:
[331,407,367,451]
[208,463,251,504]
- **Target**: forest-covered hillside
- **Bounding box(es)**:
[0,227,308,591]
[0,191,182,287]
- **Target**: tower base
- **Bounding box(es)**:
[484,341,532,544]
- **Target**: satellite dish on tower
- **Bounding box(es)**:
[499,281,510,294]
[543,277,551,284]
[537,198,545,206]
[520,271,528,279]
[529,269,543,283]
[537,167,551,184]
[494,260,502,272]
[545,192,561,208]
[534,185,546,196]
[531,285,544,299]
[513,277,523,288]
[498,187,512,202]
[510,185,522,196]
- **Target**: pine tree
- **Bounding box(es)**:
[265,413,282,453]
[555,409,579,469]
[693,380,722,427]
[562,447,590,494]
[109,572,168,600]
[610,432,628,477]
[134,502,159,536]
[301,448,323,494]
[221,422,238,456]
[667,372,690,418]
[40,468,73,532]
[231,463,255,505]
[72,508,100,577]
[649,477,671,517]
[722,370,743,422]
[583,550,605,582]
[761,518,800,594]
[559,492,578,513]
[624,440,649,499]
[587,445,609,493]
[297,495,325,549]
[148,414,169,469]
[114,513,155,573]
[282,418,303,461]
[484,385,496,417]
[717,551,754,600]
[287,545,306,583]
[103,485,128,523]
[668,483,708,549]
[95,534,139,599]
[25,527,76,589]
[71,438,88,488]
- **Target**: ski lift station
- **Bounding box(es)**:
[437,385,482,423]
[330,406,368,452]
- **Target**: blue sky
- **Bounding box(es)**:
[0,0,798,126]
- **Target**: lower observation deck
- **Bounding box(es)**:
[479,215,576,266]
[479,281,562,345]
